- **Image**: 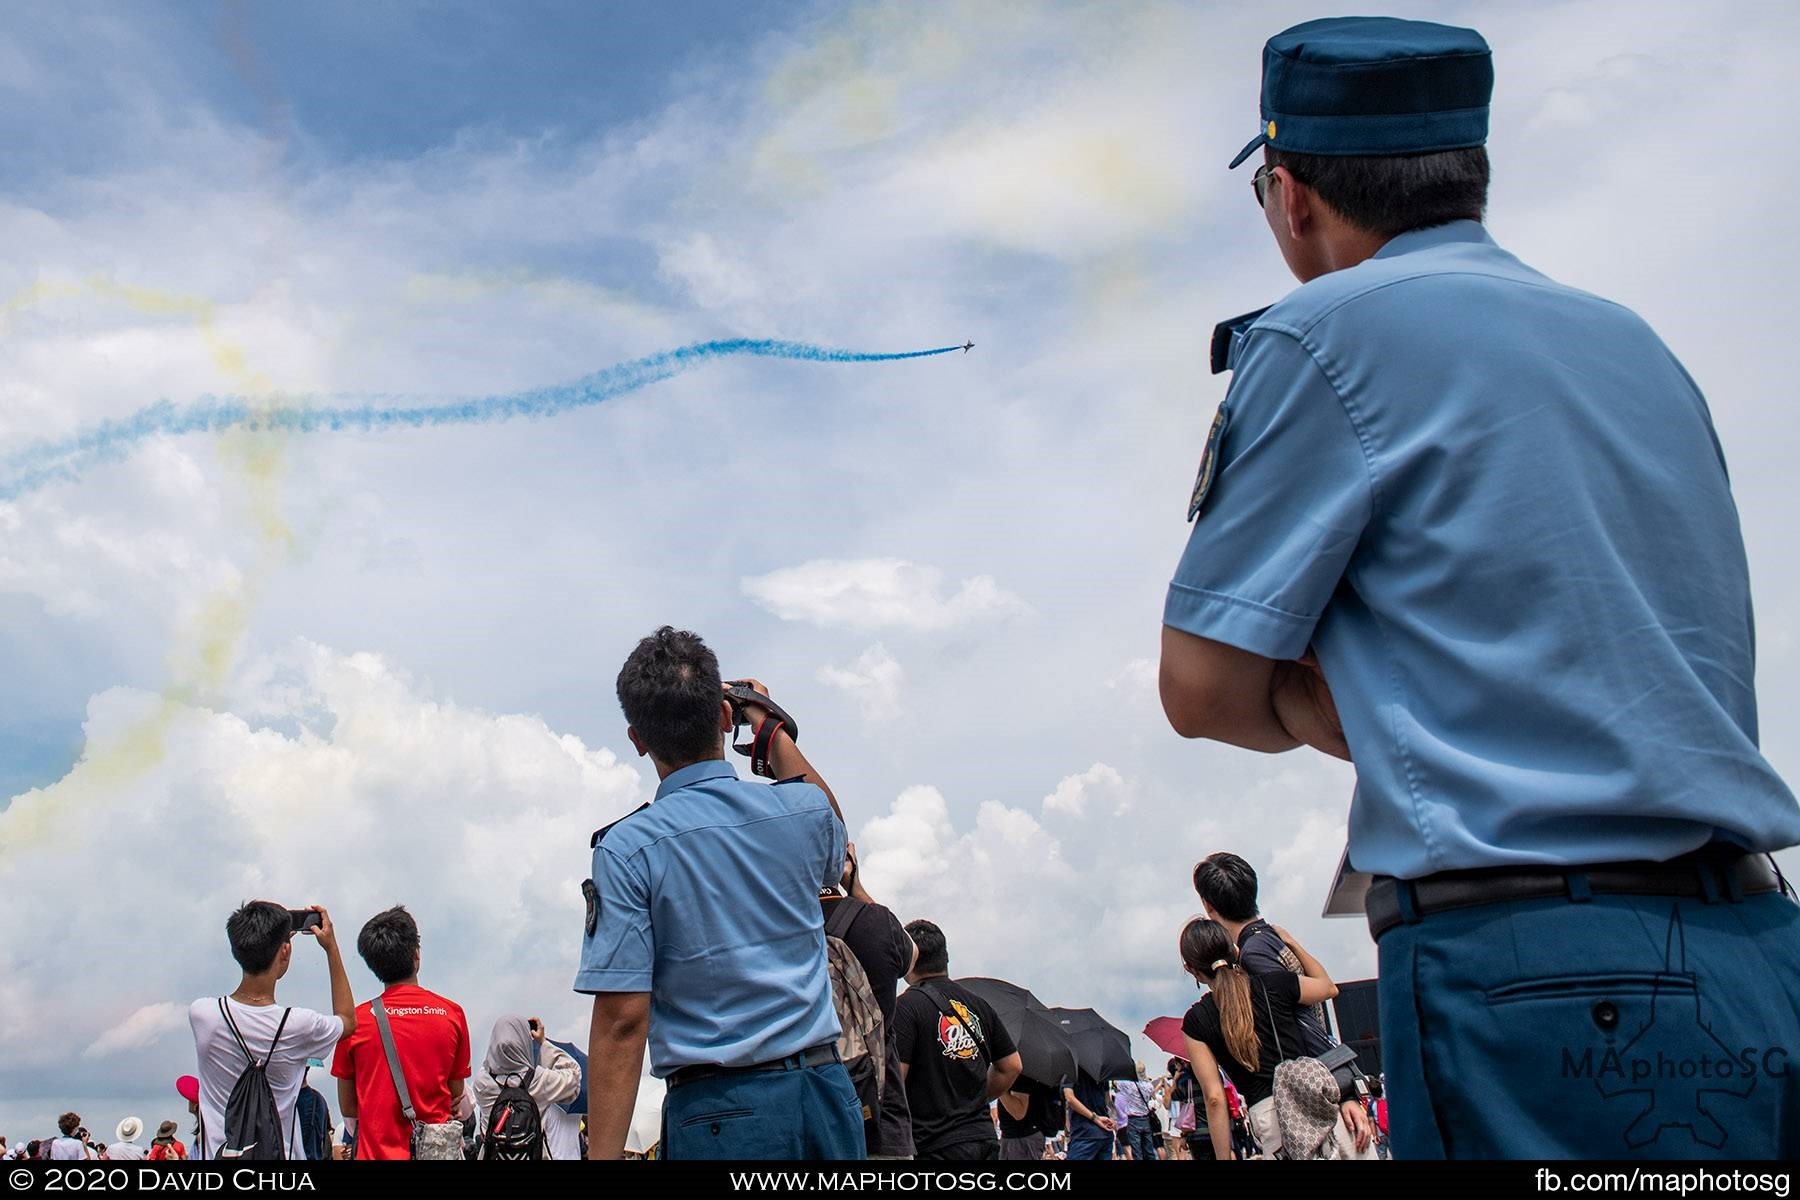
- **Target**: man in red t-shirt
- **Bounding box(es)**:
[331,907,471,1160]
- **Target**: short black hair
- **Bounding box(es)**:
[905,918,949,975]
[1268,145,1489,239]
[616,626,723,765]
[1192,852,1259,922]
[227,901,293,974]
[357,906,420,985]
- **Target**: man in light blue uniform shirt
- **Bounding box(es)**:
[1161,17,1799,1159]
[577,626,862,1160]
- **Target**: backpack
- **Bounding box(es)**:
[480,1069,544,1161]
[822,897,886,1139]
[215,999,291,1160]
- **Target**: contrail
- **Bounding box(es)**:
[0,338,962,501]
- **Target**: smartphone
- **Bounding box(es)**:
[290,909,323,933]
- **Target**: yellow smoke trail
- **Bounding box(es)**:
[0,277,294,850]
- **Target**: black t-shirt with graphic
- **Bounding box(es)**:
[892,977,1019,1155]
[1181,970,1304,1108]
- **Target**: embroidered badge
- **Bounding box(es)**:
[582,878,599,936]
[1188,403,1230,522]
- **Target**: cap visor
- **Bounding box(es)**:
[1227,133,1267,169]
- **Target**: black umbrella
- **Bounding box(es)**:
[958,977,1079,1092]
[1048,1007,1135,1084]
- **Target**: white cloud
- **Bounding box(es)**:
[657,232,765,315]
[82,1003,186,1060]
[742,558,1029,632]
[0,640,644,1113]
[854,779,1193,1027]
[1106,657,1158,703]
[816,642,904,723]
[1042,762,1128,818]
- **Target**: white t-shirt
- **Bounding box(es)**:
[190,997,344,1160]
[104,1142,147,1160]
[46,1138,85,1160]
[542,1104,583,1162]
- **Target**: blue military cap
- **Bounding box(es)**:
[1228,16,1493,168]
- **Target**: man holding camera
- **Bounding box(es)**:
[189,902,357,1159]
[576,626,863,1160]
[1159,17,1800,1159]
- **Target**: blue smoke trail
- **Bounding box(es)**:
[0,338,960,501]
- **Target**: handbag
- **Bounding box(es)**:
[370,998,465,1160]
[1315,1042,1377,1101]
[1174,1076,1198,1132]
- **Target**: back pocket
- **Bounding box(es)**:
[669,1110,800,1160]
[1487,972,1696,1005]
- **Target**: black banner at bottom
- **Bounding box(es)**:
[3,1160,1793,1197]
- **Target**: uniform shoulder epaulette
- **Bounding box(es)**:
[591,802,651,848]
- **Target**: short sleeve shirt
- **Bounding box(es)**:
[1166,221,1800,876]
[892,977,1018,1155]
[820,896,913,1022]
[1181,972,1303,1108]
[573,759,846,1075]
[190,998,345,1160]
[329,984,471,1160]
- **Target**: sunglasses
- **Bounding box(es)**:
[1252,162,1277,208]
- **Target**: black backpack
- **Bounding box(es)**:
[216,999,290,1160]
[480,1069,543,1161]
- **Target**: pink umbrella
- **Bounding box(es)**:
[1143,1016,1188,1061]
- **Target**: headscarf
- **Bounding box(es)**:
[482,1014,535,1082]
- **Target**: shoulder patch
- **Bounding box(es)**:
[591,802,651,848]
[581,878,599,937]
[1187,403,1231,522]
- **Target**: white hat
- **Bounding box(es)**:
[115,1117,143,1144]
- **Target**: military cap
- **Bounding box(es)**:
[1229,16,1493,168]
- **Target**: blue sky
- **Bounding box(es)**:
[3,0,1798,1145]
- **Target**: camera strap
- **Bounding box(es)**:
[749,717,785,778]
[724,682,800,777]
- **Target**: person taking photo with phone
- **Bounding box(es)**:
[189,902,356,1159]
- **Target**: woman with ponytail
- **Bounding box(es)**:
[1178,917,1338,1158]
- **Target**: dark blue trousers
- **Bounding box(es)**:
[661,1058,865,1160]
[1378,885,1800,1159]
[1066,1125,1113,1160]
[1123,1115,1159,1161]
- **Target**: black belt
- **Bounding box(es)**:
[667,1042,840,1091]
[1366,849,1784,943]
